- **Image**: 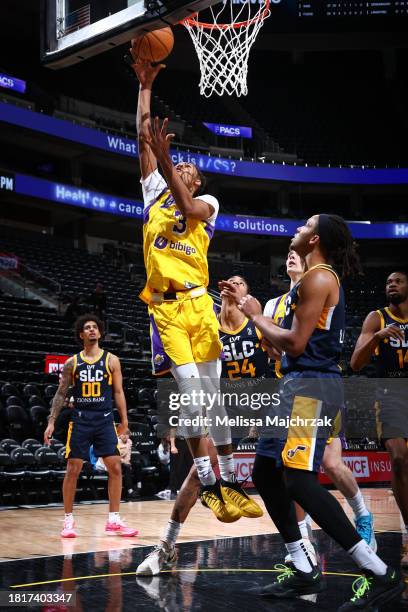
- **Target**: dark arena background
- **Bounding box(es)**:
[0,1,407,610]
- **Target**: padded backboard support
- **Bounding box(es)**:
[41,0,218,69]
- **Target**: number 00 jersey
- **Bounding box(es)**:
[71,350,113,413]
[375,307,408,377]
[220,318,269,380]
[280,265,345,375]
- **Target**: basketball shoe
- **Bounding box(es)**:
[338,567,404,611]
[136,542,177,575]
[200,479,242,523]
[220,476,263,518]
[261,563,325,598]
[60,516,77,538]
[355,512,377,552]
[105,519,138,537]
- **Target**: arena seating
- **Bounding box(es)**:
[0,227,389,506]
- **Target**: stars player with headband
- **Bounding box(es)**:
[44,315,138,538]
[264,251,376,561]
[351,270,408,566]
[136,276,265,576]
[131,58,258,523]
[221,215,403,610]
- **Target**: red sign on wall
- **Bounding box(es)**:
[319,451,392,484]
[45,354,69,374]
[233,451,392,487]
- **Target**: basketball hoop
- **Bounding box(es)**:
[181,0,270,97]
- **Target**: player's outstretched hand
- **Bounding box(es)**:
[218,280,241,302]
[144,116,175,162]
[130,56,165,87]
[375,323,405,343]
[237,294,262,319]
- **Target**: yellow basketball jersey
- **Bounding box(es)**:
[272,293,288,327]
[140,189,214,303]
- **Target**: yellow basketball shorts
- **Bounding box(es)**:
[148,292,222,375]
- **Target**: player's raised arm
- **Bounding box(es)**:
[109,354,129,437]
[222,270,331,357]
[131,58,164,179]
[350,311,404,372]
[44,357,74,445]
[145,117,214,220]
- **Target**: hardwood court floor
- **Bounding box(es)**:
[0,488,404,562]
[1,530,407,611]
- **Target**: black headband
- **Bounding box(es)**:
[318,213,330,239]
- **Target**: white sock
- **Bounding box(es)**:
[218,454,235,482]
[64,513,73,521]
[298,520,309,540]
[346,490,370,519]
[348,540,387,575]
[285,540,314,573]
[194,456,216,486]
[162,519,182,547]
[109,512,120,524]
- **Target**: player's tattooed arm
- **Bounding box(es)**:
[48,357,74,422]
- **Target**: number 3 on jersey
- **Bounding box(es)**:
[173,211,187,235]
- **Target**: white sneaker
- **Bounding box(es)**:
[155,489,171,500]
[284,538,317,567]
[136,542,177,576]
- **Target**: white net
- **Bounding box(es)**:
[182,0,270,97]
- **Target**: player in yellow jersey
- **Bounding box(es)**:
[264,251,376,558]
[136,276,263,577]
[131,58,260,523]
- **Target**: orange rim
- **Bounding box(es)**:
[180,0,270,30]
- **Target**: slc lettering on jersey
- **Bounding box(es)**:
[79,365,104,382]
[223,338,256,361]
[389,324,408,348]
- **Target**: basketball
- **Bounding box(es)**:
[131,26,174,63]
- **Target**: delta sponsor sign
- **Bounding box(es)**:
[203,122,253,139]
[45,354,69,374]
[234,451,392,487]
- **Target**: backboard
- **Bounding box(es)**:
[41,0,217,69]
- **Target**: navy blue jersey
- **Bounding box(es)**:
[72,349,113,413]
[219,318,269,380]
[280,265,345,375]
[375,307,408,378]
